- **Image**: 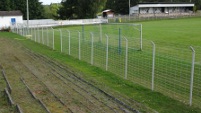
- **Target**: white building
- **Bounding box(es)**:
[0,11,23,30]
[130,3,194,15]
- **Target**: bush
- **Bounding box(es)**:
[0,27,11,32]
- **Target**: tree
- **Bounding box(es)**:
[43,5,53,19]
[50,3,61,19]
[0,0,11,11]
[193,0,201,10]
[106,0,139,14]
[105,0,201,15]
[58,0,107,19]
[0,0,45,19]
[28,0,45,19]
[10,0,15,10]
[58,0,78,19]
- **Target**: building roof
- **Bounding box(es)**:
[139,2,194,4]
[133,2,194,8]
[0,10,23,16]
[102,9,114,13]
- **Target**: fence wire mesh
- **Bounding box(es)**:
[192,46,201,108]
[155,46,192,105]
[12,24,201,108]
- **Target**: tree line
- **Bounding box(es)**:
[59,0,201,19]
[0,0,200,20]
[106,0,201,14]
[0,0,44,20]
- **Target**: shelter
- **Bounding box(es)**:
[102,9,114,18]
[130,3,194,15]
[0,11,23,30]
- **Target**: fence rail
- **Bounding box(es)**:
[12,24,201,108]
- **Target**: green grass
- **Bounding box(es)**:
[136,17,201,46]
[50,17,201,109]
[56,17,201,47]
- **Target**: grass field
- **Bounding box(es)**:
[47,17,201,108]
[2,17,201,112]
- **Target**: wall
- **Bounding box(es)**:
[0,16,23,30]
[130,6,139,14]
[23,19,108,28]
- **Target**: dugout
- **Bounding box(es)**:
[102,9,114,18]
[130,2,194,15]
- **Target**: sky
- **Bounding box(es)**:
[39,0,62,5]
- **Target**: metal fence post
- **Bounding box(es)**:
[47,27,49,46]
[140,24,143,50]
[34,27,36,42]
[22,25,24,35]
[60,29,63,53]
[124,37,128,79]
[105,34,109,71]
[151,41,156,91]
[30,27,32,40]
[99,24,102,42]
[30,26,32,40]
[38,27,40,43]
[67,30,71,55]
[52,27,55,50]
[118,28,122,54]
[42,27,44,44]
[90,32,94,65]
[78,31,81,60]
[82,25,85,41]
[38,26,40,43]
[22,25,24,36]
[17,24,19,34]
[189,46,195,106]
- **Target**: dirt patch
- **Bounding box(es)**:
[0,38,138,113]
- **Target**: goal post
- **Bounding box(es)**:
[99,23,143,50]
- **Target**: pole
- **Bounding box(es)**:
[99,24,102,42]
[129,0,130,21]
[27,0,29,34]
[124,37,128,79]
[118,28,122,54]
[60,29,63,52]
[189,46,195,106]
[106,34,109,71]
[78,31,81,60]
[151,41,156,91]
[67,30,71,55]
[91,32,94,65]
[82,25,85,41]
[140,24,143,50]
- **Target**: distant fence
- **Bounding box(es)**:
[109,13,201,23]
[12,24,201,109]
[22,19,108,28]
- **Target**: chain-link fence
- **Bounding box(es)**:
[12,24,201,108]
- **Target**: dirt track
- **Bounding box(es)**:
[0,38,137,113]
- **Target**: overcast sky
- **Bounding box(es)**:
[39,0,61,5]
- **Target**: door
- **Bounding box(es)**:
[11,18,16,25]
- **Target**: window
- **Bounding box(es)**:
[11,18,16,25]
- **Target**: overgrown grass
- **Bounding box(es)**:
[1,28,201,112]
[0,67,15,112]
